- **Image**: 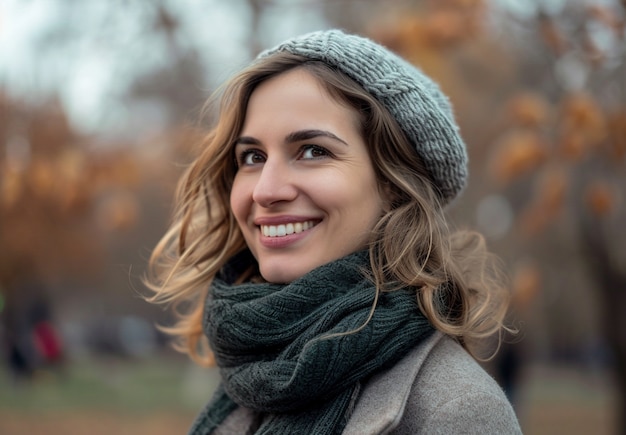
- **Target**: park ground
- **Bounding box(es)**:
[0,355,617,435]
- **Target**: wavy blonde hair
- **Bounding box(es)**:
[145,53,511,365]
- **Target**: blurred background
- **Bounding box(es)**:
[0,0,624,434]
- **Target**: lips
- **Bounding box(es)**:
[261,220,318,237]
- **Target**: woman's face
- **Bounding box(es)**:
[230,68,385,283]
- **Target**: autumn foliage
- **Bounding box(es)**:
[369,2,625,430]
[0,94,143,287]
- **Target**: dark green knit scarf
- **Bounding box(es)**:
[189,250,433,435]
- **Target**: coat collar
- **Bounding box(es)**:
[343,331,444,435]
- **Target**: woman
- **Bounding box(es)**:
[146,30,522,434]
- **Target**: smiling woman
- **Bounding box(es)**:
[145,30,522,434]
[230,68,384,284]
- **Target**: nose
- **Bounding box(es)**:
[251,159,298,207]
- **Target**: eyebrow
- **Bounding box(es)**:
[235,129,348,146]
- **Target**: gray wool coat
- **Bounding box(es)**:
[214,331,522,434]
[344,331,522,434]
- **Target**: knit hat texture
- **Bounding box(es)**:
[258,29,468,205]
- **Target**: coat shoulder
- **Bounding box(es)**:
[344,332,522,435]
[392,334,522,434]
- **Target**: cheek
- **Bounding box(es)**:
[229,177,249,227]
[318,174,382,223]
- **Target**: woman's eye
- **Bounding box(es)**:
[238,150,265,166]
[300,145,330,160]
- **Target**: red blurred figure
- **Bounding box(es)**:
[32,320,63,364]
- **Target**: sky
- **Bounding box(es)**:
[0,0,328,138]
[0,0,620,139]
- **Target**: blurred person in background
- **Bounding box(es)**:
[1,257,64,383]
[146,30,521,434]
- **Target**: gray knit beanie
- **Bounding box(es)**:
[258,29,468,205]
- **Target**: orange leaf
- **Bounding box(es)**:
[507,92,551,128]
[519,205,551,236]
[512,261,542,308]
[584,181,619,217]
[490,130,548,184]
[97,191,140,232]
[0,167,23,210]
[560,92,608,148]
[59,182,91,216]
[519,168,568,235]
[29,159,57,199]
[423,10,469,46]
[539,14,568,55]
[537,168,568,211]
[557,132,586,161]
[607,110,626,161]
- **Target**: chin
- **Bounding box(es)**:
[259,263,308,284]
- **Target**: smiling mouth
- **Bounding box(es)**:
[261,220,318,237]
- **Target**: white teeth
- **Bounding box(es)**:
[261,220,316,237]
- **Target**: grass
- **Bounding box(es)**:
[0,355,618,434]
[0,354,219,414]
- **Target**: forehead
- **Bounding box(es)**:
[241,68,362,135]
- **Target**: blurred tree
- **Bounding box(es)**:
[489,5,625,432]
[0,91,158,279]
[2,1,623,423]
[0,93,102,285]
[125,3,209,128]
[349,0,625,430]
[0,0,331,349]
[1,0,232,137]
